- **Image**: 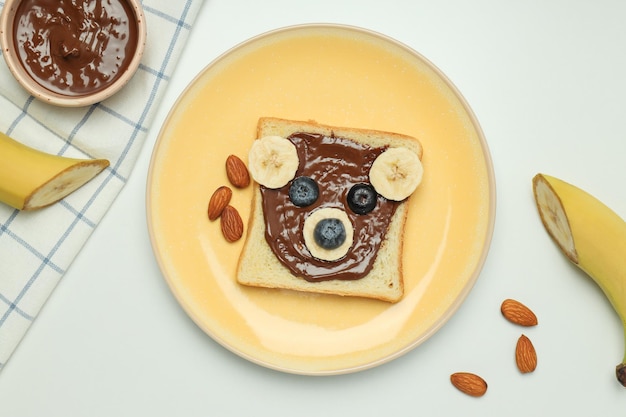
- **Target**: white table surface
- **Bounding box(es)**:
[1,1,626,415]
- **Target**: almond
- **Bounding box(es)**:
[208,186,232,221]
[501,298,538,326]
[516,334,537,373]
[450,372,488,397]
[220,205,243,242]
[226,154,250,188]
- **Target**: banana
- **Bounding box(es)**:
[303,207,354,261]
[0,131,109,210]
[248,135,299,189]
[532,173,626,387]
[369,146,423,201]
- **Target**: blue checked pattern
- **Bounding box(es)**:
[0,0,204,370]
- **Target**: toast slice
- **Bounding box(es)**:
[236,117,423,303]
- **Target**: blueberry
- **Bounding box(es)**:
[347,183,377,214]
[289,176,319,207]
[314,218,346,249]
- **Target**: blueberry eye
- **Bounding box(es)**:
[289,176,319,207]
[314,218,346,250]
[347,183,377,214]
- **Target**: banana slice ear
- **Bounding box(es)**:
[369,147,423,201]
[248,135,300,189]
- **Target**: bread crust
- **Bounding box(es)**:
[236,117,422,303]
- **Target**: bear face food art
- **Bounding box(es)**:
[248,131,423,282]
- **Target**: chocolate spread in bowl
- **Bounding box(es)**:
[12,0,139,97]
[260,132,400,282]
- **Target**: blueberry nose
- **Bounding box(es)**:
[314,218,346,250]
[303,207,354,262]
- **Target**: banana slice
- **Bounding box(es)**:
[303,207,354,262]
[248,135,299,189]
[369,147,423,201]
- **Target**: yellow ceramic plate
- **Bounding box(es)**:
[147,24,495,375]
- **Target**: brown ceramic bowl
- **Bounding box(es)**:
[0,0,146,107]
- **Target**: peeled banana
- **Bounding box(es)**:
[532,173,626,387]
[369,146,423,201]
[0,131,109,210]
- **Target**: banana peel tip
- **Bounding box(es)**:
[616,363,626,388]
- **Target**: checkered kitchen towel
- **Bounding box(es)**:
[0,0,204,370]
